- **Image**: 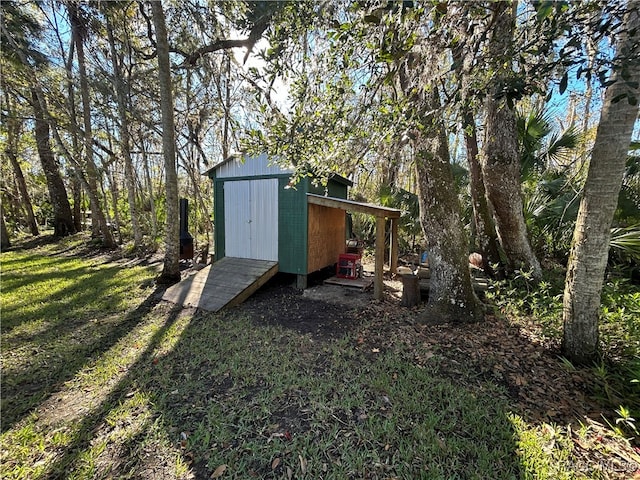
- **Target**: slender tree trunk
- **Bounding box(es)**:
[1,200,10,250]
[6,149,39,236]
[222,53,231,161]
[106,168,123,245]
[4,104,39,236]
[481,1,541,279]
[31,88,76,237]
[462,110,501,275]
[71,171,83,232]
[562,7,640,365]
[151,1,180,283]
[448,2,502,275]
[106,14,143,249]
[140,138,158,239]
[69,3,115,248]
[400,53,483,324]
[62,34,83,233]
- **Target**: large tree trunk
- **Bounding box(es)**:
[562,7,640,365]
[2,18,74,238]
[31,88,76,237]
[481,1,541,279]
[151,1,181,283]
[69,3,115,248]
[400,53,483,324]
[106,13,143,250]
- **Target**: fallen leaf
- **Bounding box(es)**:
[271,457,281,470]
[372,348,380,353]
[299,454,307,474]
[211,464,227,478]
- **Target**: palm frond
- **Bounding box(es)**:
[610,225,640,260]
[544,126,580,166]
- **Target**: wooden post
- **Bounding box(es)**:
[374,215,385,300]
[401,274,421,307]
[390,217,398,275]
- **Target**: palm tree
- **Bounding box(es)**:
[562,6,640,365]
[517,106,581,258]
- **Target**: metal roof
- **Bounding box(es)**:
[307,194,401,218]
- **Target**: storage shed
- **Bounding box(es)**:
[207,153,400,298]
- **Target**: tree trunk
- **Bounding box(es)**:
[71,171,83,232]
[69,3,116,248]
[106,14,143,250]
[1,200,10,250]
[63,33,84,234]
[462,110,501,275]
[140,137,158,239]
[481,1,541,279]
[448,3,501,276]
[4,103,39,236]
[151,1,181,283]
[400,54,483,324]
[562,7,640,365]
[6,149,39,236]
[222,53,231,161]
[106,168,123,245]
[30,88,76,237]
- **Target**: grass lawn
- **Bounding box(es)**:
[1,235,639,479]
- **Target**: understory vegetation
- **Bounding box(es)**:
[1,236,638,479]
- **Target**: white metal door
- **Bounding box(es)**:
[224,179,278,261]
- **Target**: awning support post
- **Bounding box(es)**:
[374,215,385,300]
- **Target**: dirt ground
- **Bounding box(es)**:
[231,269,640,477]
[235,266,591,422]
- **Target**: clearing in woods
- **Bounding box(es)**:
[1,235,638,479]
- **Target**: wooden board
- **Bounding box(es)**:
[161,257,278,312]
[307,203,346,274]
[419,278,490,293]
[324,276,374,291]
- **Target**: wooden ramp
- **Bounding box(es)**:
[162,257,278,312]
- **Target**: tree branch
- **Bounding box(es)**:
[180,14,271,67]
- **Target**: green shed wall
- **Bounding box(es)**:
[277,178,308,274]
[213,177,225,262]
[210,171,350,274]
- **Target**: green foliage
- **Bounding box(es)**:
[517,106,640,272]
[487,270,640,430]
[351,184,421,251]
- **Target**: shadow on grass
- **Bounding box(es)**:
[37,302,187,479]
[6,269,632,478]
[1,266,168,433]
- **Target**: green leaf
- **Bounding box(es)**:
[559,72,568,94]
[612,93,628,104]
[536,2,554,21]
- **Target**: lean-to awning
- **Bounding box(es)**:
[307,194,401,300]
